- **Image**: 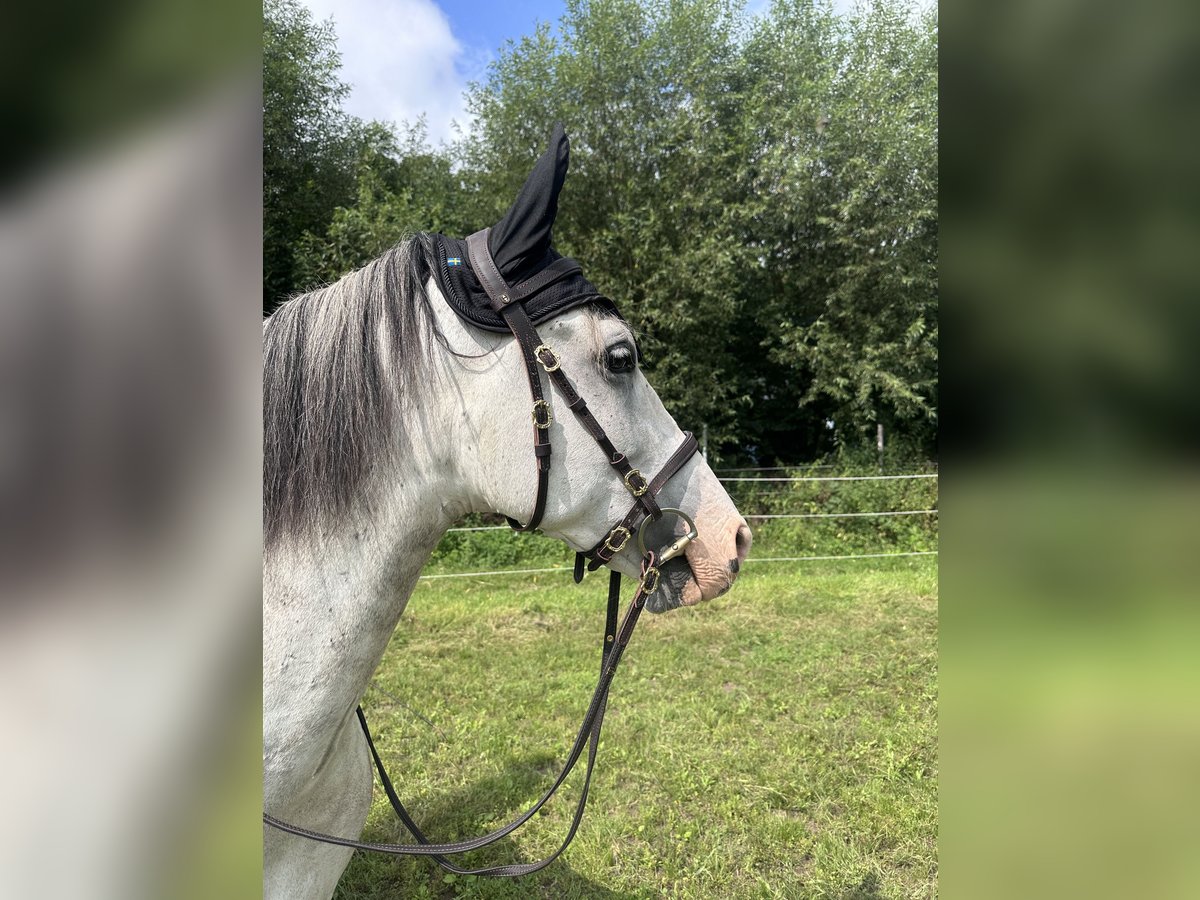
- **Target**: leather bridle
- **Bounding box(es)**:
[263,229,700,877]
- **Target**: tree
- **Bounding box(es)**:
[263,0,368,313]
[741,0,939,457]
[292,122,475,287]
[263,0,939,462]
[457,0,937,461]
[458,0,761,453]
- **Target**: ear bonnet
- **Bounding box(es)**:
[433,124,614,331]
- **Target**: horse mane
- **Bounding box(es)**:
[263,232,441,547]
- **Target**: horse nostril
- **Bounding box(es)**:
[734,522,752,570]
[730,558,740,574]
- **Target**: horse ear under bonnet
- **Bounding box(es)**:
[433,123,616,332]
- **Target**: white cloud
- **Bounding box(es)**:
[300,0,476,147]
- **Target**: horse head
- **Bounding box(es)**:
[427,125,751,611]
[263,124,753,900]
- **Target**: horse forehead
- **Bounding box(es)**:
[544,307,632,351]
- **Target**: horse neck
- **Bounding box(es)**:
[263,411,470,739]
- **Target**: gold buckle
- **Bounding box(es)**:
[532,400,552,429]
[603,526,631,553]
[623,469,648,497]
[641,566,661,594]
[535,344,561,372]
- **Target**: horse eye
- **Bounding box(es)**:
[604,343,636,374]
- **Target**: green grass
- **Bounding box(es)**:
[334,559,938,899]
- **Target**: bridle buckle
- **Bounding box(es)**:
[603,526,631,553]
[532,400,553,429]
[623,469,648,497]
[640,566,661,594]
[535,344,561,372]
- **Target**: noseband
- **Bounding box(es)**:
[264,230,700,877]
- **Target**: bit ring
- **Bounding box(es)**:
[636,508,698,563]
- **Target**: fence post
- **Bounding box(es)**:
[877,423,884,472]
[701,423,708,461]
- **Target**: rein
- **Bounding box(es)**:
[263,229,699,876]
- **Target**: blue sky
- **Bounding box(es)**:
[298,0,865,145]
[433,0,568,55]
[299,0,569,146]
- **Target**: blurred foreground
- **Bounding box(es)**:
[0,3,262,897]
[943,0,1200,895]
[943,472,1200,897]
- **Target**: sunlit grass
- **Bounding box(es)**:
[334,559,937,899]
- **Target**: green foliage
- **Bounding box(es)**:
[264,0,938,460]
[458,0,763,458]
[726,465,939,560]
[264,0,355,310]
[426,519,574,576]
[744,1,939,454]
[333,561,938,898]
[428,456,938,572]
[263,0,411,310]
[293,123,476,288]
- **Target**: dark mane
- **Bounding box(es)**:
[263,233,440,546]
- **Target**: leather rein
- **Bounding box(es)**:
[263,229,700,876]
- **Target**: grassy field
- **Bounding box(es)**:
[334,558,938,899]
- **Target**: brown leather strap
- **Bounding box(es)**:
[500,300,663,522]
[468,229,551,532]
[466,228,515,310]
[540,361,662,519]
[585,431,698,570]
[499,303,551,531]
[463,228,680,534]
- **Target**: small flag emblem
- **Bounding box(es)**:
[447,257,463,267]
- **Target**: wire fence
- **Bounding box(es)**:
[719,473,938,483]
[447,509,939,531]
[748,509,938,520]
[716,464,938,473]
[427,469,938,579]
[417,550,937,581]
[715,464,844,472]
